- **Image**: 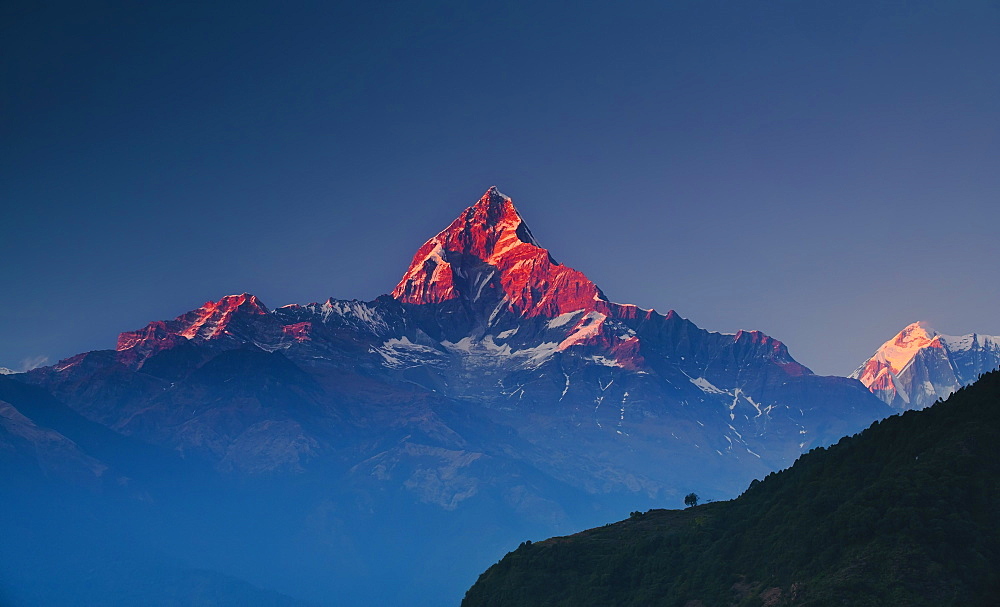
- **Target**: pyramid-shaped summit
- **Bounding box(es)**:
[392,187,608,317]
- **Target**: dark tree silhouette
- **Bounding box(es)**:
[684,493,699,508]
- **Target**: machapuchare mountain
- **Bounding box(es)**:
[852,321,1000,410]
[3,187,891,606]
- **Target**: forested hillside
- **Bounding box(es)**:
[463,370,1000,606]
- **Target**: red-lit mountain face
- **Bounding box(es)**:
[393,186,606,316]
[6,187,893,607]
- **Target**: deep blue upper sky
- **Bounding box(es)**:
[3,1,998,375]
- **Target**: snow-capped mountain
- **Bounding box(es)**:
[7,187,891,606]
[851,321,1000,410]
[31,187,886,481]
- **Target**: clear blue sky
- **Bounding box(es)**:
[3,1,998,375]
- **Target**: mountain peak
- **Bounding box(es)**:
[176,293,269,339]
[895,321,938,345]
[116,293,269,356]
[459,186,536,250]
[851,321,1000,410]
[882,322,942,369]
[851,321,939,383]
[391,188,603,316]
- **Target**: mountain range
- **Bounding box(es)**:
[19,188,889,485]
[0,187,964,606]
[852,321,1000,410]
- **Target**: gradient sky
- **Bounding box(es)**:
[3,1,998,376]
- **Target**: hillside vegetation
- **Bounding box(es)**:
[463,370,1000,606]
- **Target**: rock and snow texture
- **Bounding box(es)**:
[391,186,606,317]
[110,187,812,385]
[851,321,1000,410]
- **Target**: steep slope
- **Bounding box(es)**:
[852,321,1000,410]
[463,369,1000,607]
[392,186,606,318]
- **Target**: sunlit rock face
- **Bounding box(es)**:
[392,186,606,317]
[852,322,1000,410]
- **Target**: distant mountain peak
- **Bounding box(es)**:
[391,187,605,317]
[852,321,1000,409]
[894,321,938,346]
